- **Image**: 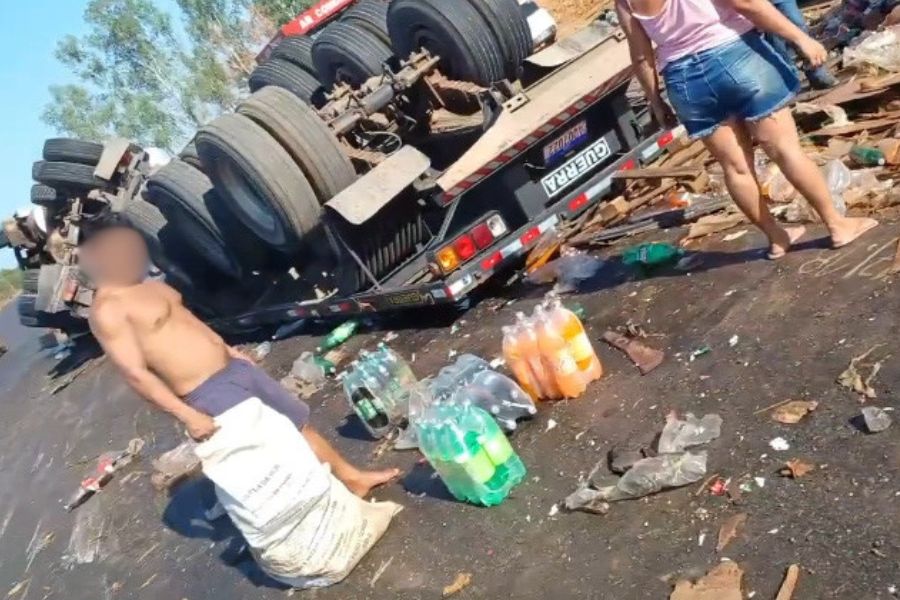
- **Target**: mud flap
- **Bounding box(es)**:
[325,146,431,225]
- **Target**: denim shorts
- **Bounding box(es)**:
[662,31,800,139]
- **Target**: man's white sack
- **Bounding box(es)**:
[195,398,402,589]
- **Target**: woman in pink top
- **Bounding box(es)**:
[617,0,877,258]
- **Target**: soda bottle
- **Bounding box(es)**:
[514,312,561,400]
[319,320,359,352]
[546,295,603,384]
[341,369,390,438]
[374,344,418,387]
[466,369,536,432]
[502,324,541,400]
[850,145,886,167]
[357,355,406,421]
[457,400,527,504]
[533,305,586,398]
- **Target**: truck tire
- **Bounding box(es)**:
[465,0,532,79]
[387,0,506,86]
[42,138,104,166]
[31,184,68,209]
[237,87,356,204]
[22,269,39,295]
[271,35,318,75]
[32,161,111,192]
[312,21,393,88]
[178,142,204,171]
[16,294,85,330]
[248,58,322,105]
[145,160,244,279]
[342,0,390,45]
[196,113,321,253]
[120,197,211,286]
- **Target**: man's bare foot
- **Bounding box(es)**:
[344,468,401,497]
[767,225,807,260]
[831,217,879,249]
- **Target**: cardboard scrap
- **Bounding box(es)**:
[443,572,473,597]
[716,513,747,553]
[771,400,819,424]
[670,562,744,600]
[779,459,815,479]
[602,331,665,375]
[837,346,885,399]
[775,564,801,600]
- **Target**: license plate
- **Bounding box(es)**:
[541,136,611,198]
[542,120,588,165]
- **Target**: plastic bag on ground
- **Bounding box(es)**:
[598,451,708,502]
[658,412,723,453]
[823,159,851,216]
[291,351,326,385]
[527,248,603,292]
[150,439,200,491]
[195,399,402,589]
[843,25,900,73]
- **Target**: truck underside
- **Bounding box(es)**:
[3,1,682,337]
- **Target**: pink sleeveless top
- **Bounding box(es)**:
[625,0,753,68]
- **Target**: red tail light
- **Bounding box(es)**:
[471,223,493,249]
[453,235,477,260]
[657,130,675,148]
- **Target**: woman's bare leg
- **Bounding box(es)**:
[702,119,805,258]
[747,108,878,248]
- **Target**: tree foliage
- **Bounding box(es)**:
[254,0,316,26]
[42,0,283,151]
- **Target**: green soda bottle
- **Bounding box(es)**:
[438,410,496,505]
[850,145,886,167]
[462,403,527,499]
[319,320,359,352]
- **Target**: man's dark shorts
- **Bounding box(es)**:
[184,359,310,427]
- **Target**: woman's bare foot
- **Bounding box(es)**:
[830,217,879,249]
[767,225,807,260]
[344,468,401,497]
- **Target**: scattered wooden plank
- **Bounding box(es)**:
[806,116,899,137]
[775,565,801,600]
[613,166,702,180]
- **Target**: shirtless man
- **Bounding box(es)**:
[80,213,398,497]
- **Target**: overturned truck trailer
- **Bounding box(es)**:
[5,0,681,336]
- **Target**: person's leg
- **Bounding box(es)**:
[747,108,878,248]
[769,0,837,88]
[302,427,400,497]
[244,360,400,497]
[701,119,805,258]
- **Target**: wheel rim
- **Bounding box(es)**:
[213,155,288,248]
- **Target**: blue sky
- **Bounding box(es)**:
[0,2,89,268]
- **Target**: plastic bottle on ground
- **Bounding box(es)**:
[462,368,536,432]
[533,305,586,398]
[341,368,390,438]
[514,312,561,400]
[502,324,541,400]
[546,295,603,384]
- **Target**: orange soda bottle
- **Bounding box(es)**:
[546,296,603,383]
[514,312,561,400]
[532,305,586,398]
[502,324,541,400]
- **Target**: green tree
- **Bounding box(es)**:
[43,0,200,150]
[254,0,316,27]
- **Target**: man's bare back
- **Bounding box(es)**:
[91,280,230,395]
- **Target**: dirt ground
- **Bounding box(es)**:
[542,0,609,37]
[1,217,899,599]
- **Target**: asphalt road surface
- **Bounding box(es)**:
[1,222,898,599]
